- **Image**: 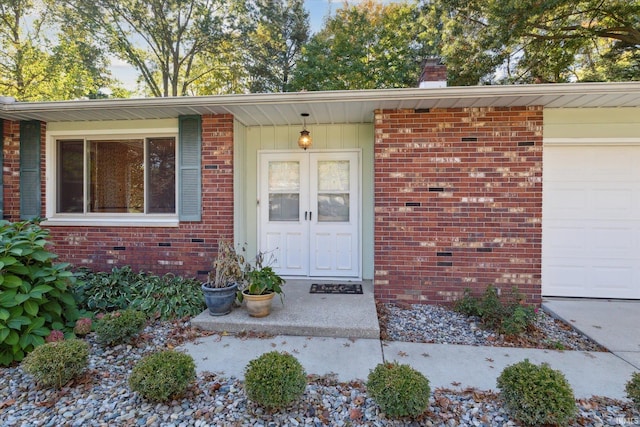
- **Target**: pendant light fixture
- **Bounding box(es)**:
[297,113,312,150]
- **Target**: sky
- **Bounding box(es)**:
[111,0,337,92]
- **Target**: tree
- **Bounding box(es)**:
[290,0,434,91]
[426,0,640,85]
[243,0,309,93]
[66,0,234,97]
[0,0,110,100]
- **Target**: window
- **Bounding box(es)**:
[56,137,176,215]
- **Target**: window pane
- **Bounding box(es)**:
[269,161,300,191]
[57,140,84,213]
[318,193,349,222]
[89,140,144,213]
[318,160,349,192]
[269,193,299,221]
[147,138,176,213]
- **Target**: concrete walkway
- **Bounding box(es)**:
[182,291,640,400]
[543,298,640,370]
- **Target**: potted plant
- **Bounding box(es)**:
[241,253,285,318]
[201,240,248,316]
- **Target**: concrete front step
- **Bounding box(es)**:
[191,279,380,339]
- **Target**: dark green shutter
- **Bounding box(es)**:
[179,115,202,221]
[20,120,41,220]
[0,120,3,219]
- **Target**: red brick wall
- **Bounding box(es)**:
[2,114,234,280]
[374,107,543,305]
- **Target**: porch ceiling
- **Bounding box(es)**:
[1,82,640,126]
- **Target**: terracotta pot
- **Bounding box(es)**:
[242,291,275,317]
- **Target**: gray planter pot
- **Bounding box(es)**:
[202,282,238,316]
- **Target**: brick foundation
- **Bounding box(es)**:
[373,107,543,305]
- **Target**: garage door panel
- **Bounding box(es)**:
[543,144,640,299]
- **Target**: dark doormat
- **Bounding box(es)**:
[310,284,363,294]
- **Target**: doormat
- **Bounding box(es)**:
[310,284,363,294]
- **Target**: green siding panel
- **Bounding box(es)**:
[20,121,41,220]
[179,115,202,221]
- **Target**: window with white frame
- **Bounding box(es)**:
[55,136,176,215]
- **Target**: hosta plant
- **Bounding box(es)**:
[0,220,81,366]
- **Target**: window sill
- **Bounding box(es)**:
[42,216,180,228]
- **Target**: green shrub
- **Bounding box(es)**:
[129,350,196,401]
[626,372,640,409]
[454,287,480,317]
[366,361,430,418]
[497,359,576,426]
[454,285,536,336]
[74,267,205,319]
[0,220,81,366]
[244,351,307,409]
[94,309,146,346]
[21,339,89,388]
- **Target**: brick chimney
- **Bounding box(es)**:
[418,57,447,88]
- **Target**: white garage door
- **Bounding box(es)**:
[543,144,640,299]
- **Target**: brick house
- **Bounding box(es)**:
[1,82,639,304]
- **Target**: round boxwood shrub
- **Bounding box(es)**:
[21,339,89,389]
[129,350,196,402]
[244,351,307,409]
[94,309,147,346]
[626,372,640,409]
[366,361,431,418]
[497,359,576,426]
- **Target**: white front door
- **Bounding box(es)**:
[259,151,360,278]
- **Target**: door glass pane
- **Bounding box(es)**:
[269,161,299,191]
[147,137,176,213]
[318,161,349,191]
[318,194,349,222]
[57,140,84,213]
[89,140,144,213]
[269,194,300,221]
[317,160,349,222]
[268,161,300,221]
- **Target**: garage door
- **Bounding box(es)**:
[543,144,640,299]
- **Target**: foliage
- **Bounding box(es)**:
[0,220,81,366]
[366,362,431,418]
[73,318,93,336]
[207,240,250,289]
[242,0,309,93]
[94,309,146,346]
[129,350,196,401]
[21,339,89,389]
[291,0,435,91]
[244,351,307,409]
[46,330,65,343]
[497,359,576,426]
[425,0,640,85]
[74,266,205,319]
[626,372,640,409]
[64,0,236,97]
[245,266,285,297]
[454,285,536,336]
[0,1,111,101]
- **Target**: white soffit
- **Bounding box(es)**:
[1,82,640,126]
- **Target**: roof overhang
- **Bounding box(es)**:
[1,82,640,127]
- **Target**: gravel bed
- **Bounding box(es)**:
[381,303,606,351]
[1,314,637,426]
